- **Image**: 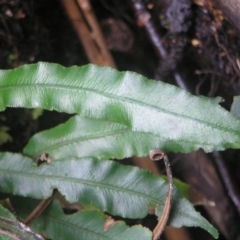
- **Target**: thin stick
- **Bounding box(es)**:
[76,0,116,68]
[212,151,240,215]
[24,196,54,226]
[130,0,167,59]
[149,149,173,240]
[61,0,116,68]
[130,0,191,96]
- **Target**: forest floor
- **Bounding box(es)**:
[1,0,240,239]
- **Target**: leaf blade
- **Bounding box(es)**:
[10,197,152,240]
[0,152,218,238]
[43,201,152,240]
[1,62,240,153]
[0,205,43,240]
[231,96,240,120]
[23,115,223,160]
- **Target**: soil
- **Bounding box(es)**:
[1,0,240,239]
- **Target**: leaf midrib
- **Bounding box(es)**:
[0,168,159,204]
[46,214,112,240]
[27,128,218,158]
[0,83,238,135]
[28,128,129,156]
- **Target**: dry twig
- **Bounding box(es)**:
[24,196,54,226]
[212,151,240,215]
[149,149,173,240]
[61,0,116,67]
